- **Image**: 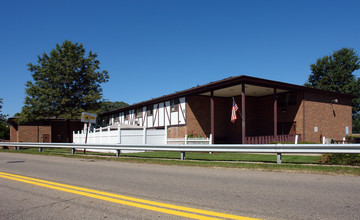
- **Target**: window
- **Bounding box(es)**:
[146,105,153,116]
[278,93,297,106]
[114,113,120,123]
[124,111,129,120]
[170,99,179,112]
[136,107,143,118]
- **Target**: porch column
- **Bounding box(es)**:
[242,83,246,144]
[274,88,278,137]
[210,91,215,144]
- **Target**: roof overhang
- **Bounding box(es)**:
[100,75,355,116]
[199,84,288,97]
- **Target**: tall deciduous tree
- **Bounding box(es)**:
[0,98,5,120]
[0,98,10,140]
[305,48,360,132]
[21,40,109,122]
[99,101,129,113]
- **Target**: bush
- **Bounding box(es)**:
[319,154,360,166]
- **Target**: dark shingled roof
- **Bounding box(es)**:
[100,75,355,116]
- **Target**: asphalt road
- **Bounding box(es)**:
[0,152,359,219]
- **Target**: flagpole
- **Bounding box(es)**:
[235,97,242,120]
[232,97,242,120]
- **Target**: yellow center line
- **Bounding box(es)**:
[0,171,260,220]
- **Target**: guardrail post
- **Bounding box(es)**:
[71,148,75,154]
[116,149,121,157]
[277,153,282,164]
[39,147,43,152]
[209,135,212,154]
[181,152,186,160]
[14,146,18,151]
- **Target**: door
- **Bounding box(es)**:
[43,134,50,143]
[277,122,296,135]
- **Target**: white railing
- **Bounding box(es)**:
[166,134,212,145]
[74,126,166,145]
[73,125,211,153]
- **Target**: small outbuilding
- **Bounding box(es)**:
[99,75,354,144]
[8,117,82,143]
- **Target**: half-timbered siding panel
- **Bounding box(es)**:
[179,97,186,124]
[145,111,152,128]
[153,103,160,127]
[105,97,186,128]
[159,102,165,127]
[170,110,178,125]
[130,110,136,125]
[164,101,171,126]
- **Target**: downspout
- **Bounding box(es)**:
[242,83,246,144]
[274,88,278,137]
[303,91,306,142]
[210,91,215,144]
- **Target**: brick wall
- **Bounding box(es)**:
[9,125,18,142]
[8,119,82,143]
[18,125,51,142]
[303,91,352,143]
[184,90,352,144]
[186,95,211,138]
[167,125,187,138]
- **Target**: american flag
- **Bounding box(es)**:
[231,97,239,123]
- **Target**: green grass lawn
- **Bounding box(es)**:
[121,151,320,164]
[2,147,319,164]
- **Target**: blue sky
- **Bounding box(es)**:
[1,0,360,117]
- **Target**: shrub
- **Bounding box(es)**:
[187,133,202,138]
[319,154,360,166]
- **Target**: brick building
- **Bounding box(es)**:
[8,117,82,143]
[99,75,354,144]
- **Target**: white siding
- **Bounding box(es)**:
[105,97,186,128]
[179,97,186,124]
[164,101,170,127]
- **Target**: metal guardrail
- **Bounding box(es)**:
[1,142,360,164]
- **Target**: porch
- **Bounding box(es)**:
[194,77,302,144]
[245,134,301,144]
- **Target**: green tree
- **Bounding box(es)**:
[21,40,109,122]
[305,48,360,132]
[0,98,10,140]
[99,101,129,113]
